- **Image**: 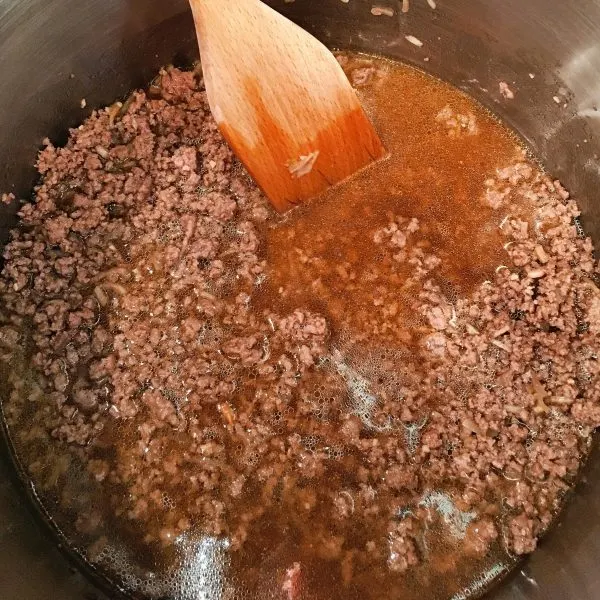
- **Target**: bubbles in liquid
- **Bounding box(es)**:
[269,410,283,425]
[162,492,176,510]
[403,417,428,455]
[301,434,321,453]
[198,322,224,346]
[419,491,477,540]
[243,451,260,467]
[449,562,509,600]
[325,444,345,460]
[93,535,231,600]
[204,426,218,440]
[157,220,184,244]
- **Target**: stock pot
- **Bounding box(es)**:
[2,1,600,598]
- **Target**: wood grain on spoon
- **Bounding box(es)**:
[189,0,386,211]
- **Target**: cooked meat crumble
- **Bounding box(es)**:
[1,54,600,600]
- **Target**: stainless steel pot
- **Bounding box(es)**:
[2,0,600,598]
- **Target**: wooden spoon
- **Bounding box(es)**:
[188,0,386,212]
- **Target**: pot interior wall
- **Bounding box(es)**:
[1,1,600,598]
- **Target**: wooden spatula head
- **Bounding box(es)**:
[189,0,385,211]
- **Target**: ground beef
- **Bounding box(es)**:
[463,518,499,557]
[387,518,420,573]
[2,55,600,600]
[281,562,302,600]
[435,104,479,137]
[1,192,15,205]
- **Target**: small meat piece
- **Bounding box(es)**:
[385,465,418,492]
[387,519,420,573]
[463,518,498,557]
[427,305,452,331]
[506,513,537,555]
[351,66,377,87]
[499,81,515,99]
[282,562,302,600]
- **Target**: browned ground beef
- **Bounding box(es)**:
[1,56,600,600]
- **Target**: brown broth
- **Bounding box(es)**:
[234,54,525,600]
[258,53,520,352]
